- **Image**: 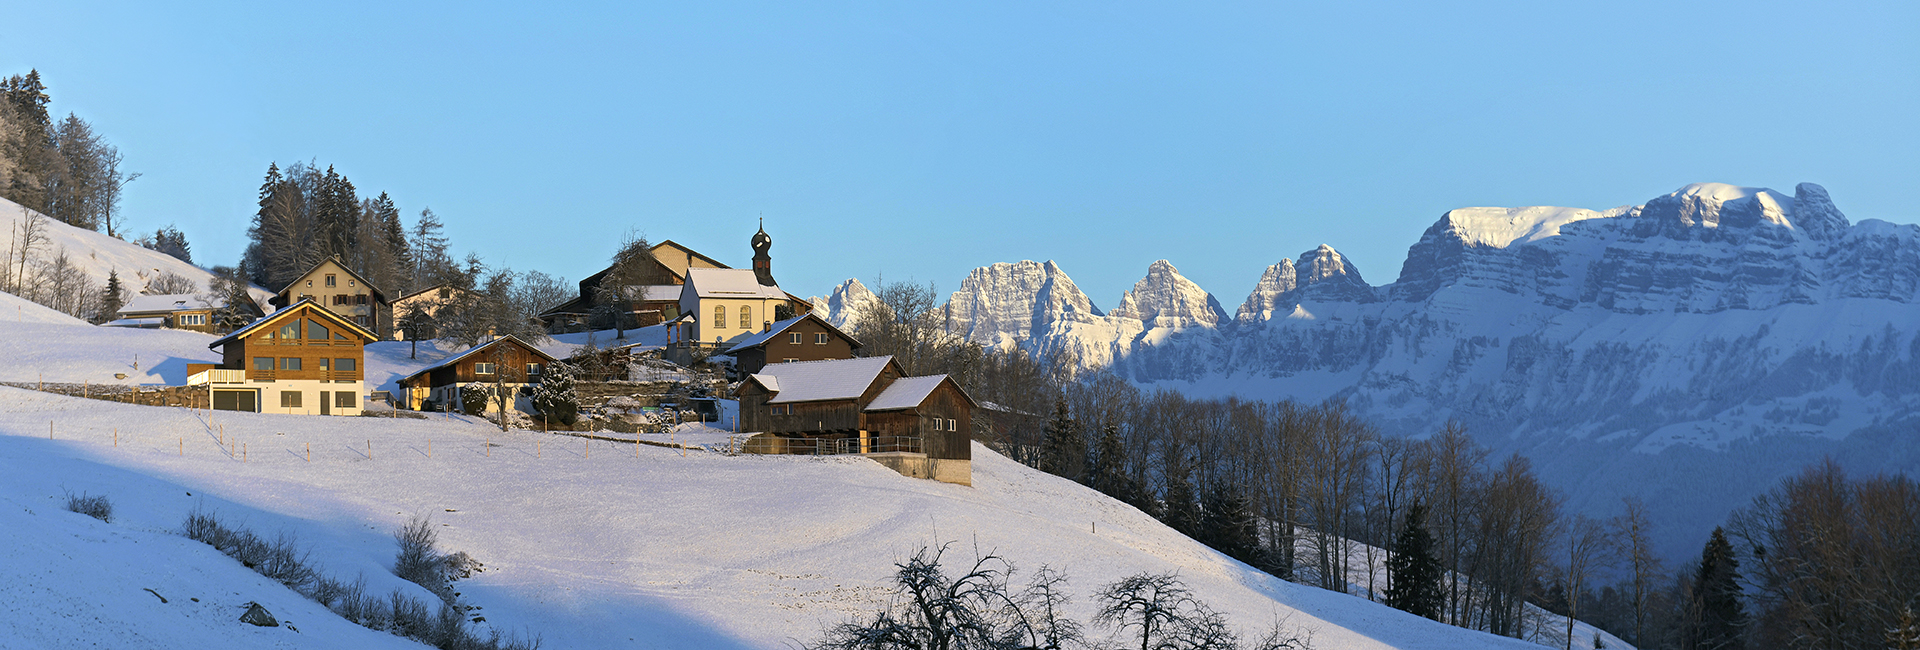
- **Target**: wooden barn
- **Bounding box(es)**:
[723,312,862,375]
[734,355,974,485]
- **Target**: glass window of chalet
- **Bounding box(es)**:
[713,306,725,329]
[789,332,801,345]
[335,391,355,408]
[815,333,828,345]
[281,391,302,408]
[526,363,542,376]
[739,306,750,329]
[336,358,356,372]
[318,359,331,372]
[279,321,300,339]
[280,357,302,371]
[474,362,495,375]
[254,357,273,371]
[308,320,330,340]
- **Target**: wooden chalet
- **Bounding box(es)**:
[723,312,862,375]
[537,240,729,332]
[191,298,377,415]
[734,355,975,485]
[396,335,557,412]
[270,255,393,339]
[107,292,261,334]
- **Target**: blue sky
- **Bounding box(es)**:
[7,1,1916,306]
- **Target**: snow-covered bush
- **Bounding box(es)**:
[64,491,112,523]
[532,362,579,425]
[460,384,491,416]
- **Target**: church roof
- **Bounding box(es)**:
[684,268,784,300]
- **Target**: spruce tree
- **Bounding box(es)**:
[1200,481,1260,564]
[1161,462,1201,538]
[1687,527,1746,650]
[1038,399,1085,481]
[1091,423,1128,498]
[1386,501,1443,620]
[531,361,580,425]
[96,270,124,323]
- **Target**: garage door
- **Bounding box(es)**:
[212,389,258,412]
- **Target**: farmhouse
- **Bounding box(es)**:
[269,256,392,339]
[191,298,376,415]
[537,239,731,332]
[723,312,862,375]
[106,293,261,334]
[395,335,557,413]
[734,356,974,485]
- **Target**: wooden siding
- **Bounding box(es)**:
[399,338,550,390]
[864,379,973,461]
[735,318,858,375]
[221,304,370,382]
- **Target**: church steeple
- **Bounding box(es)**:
[751,218,775,287]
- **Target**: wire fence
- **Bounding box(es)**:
[738,435,922,456]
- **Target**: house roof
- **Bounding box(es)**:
[275,255,387,302]
[398,335,560,385]
[747,355,898,404]
[206,297,380,349]
[865,375,952,411]
[393,283,477,305]
[684,268,785,300]
[101,317,165,328]
[653,240,730,276]
[118,293,215,316]
[724,312,865,354]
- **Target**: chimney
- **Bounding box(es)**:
[763,320,771,332]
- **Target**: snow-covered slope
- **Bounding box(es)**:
[814,182,1920,560]
[0,379,1553,649]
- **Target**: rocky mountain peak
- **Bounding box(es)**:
[941,260,1105,349]
[1235,259,1298,323]
[1109,260,1226,329]
[1292,244,1376,303]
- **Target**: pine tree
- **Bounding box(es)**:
[1386,501,1443,620]
[96,270,124,323]
[1687,527,1746,650]
[1091,423,1129,498]
[531,361,580,426]
[1161,461,1201,538]
[1038,398,1085,481]
[1200,481,1260,564]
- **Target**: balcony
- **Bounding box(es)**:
[188,369,247,385]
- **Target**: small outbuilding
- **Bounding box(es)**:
[734,355,974,485]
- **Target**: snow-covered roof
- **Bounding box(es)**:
[753,356,896,404]
[685,268,784,300]
[723,312,863,354]
[748,373,778,393]
[399,335,559,385]
[865,375,949,411]
[629,285,682,302]
[206,297,379,349]
[117,293,215,316]
[100,317,165,328]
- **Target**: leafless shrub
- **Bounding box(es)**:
[64,491,112,523]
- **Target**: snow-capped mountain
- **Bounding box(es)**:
[819,182,1920,558]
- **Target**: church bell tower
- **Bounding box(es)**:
[751,219,775,287]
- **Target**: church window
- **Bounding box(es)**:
[713,306,726,329]
[739,305,751,329]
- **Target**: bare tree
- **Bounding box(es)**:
[1614,497,1661,646]
[1561,515,1613,649]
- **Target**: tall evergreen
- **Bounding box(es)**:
[1200,481,1260,564]
[1038,398,1085,481]
[1687,527,1746,650]
[1386,501,1443,620]
[96,270,124,324]
[0,70,54,213]
[1161,459,1201,538]
[1091,424,1129,498]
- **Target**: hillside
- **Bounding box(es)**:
[1,197,275,315]
[0,317,1572,649]
[813,182,1920,560]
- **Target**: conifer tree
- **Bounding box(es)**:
[1686,527,1745,650]
[1161,461,1201,538]
[532,361,579,426]
[1039,398,1085,481]
[1091,423,1129,498]
[96,270,124,323]
[1200,481,1260,564]
[1386,501,1443,620]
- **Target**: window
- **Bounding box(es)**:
[474,362,495,375]
[332,295,345,306]
[281,391,302,408]
[789,332,802,345]
[782,358,799,363]
[739,305,751,329]
[335,358,356,372]
[948,418,958,431]
[305,280,312,288]
[527,363,542,376]
[254,357,273,371]
[307,320,330,340]
[279,322,300,339]
[335,391,355,408]
[279,357,302,371]
[317,359,330,372]
[179,314,204,326]
[348,279,356,287]
[356,294,368,305]
[815,333,829,345]
[713,306,726,329]
[356,315,368,326]
[325,274,337,287]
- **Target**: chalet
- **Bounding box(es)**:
[106,293,261,334]
[391,284,480,340]
[395,335,557,412]
[734,356,975,485]
[270,256,392,339]
[537,240,730,332]
[723,312,862,375]
[191,298,376,415]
